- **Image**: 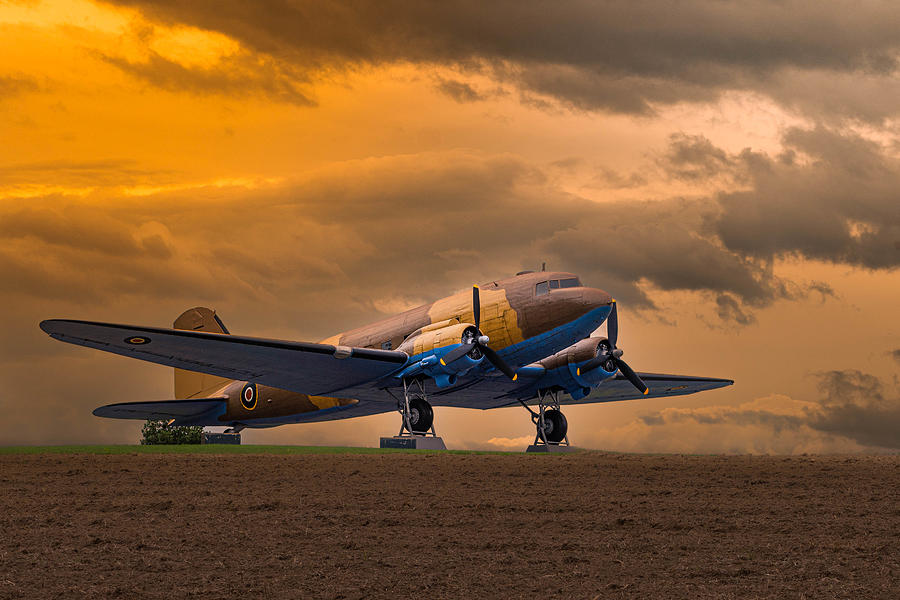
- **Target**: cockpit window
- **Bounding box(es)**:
[535,281,549,296]
[549,279,560,289]
[560,277,581,288]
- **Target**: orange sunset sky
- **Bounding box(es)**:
[1,0,898,451]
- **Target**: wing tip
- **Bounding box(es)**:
[39,319,61,334]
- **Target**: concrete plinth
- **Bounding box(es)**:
[202,432,241,445]
[525,444,577,453]
[380,436,447,450]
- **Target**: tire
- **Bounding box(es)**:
[539,409,568,443]
[408,397,434,433]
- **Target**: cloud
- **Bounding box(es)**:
[652,128,900,272]
[100,0,900,120]
[434,77,485,103]
[587,370,900,454]
[0,151,821,329]
[98,50,315,106]
[0,159,166,187]
[0,75,40,97]
[709,127,900,270]
[810,370,900,449]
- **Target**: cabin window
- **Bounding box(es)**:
[549,279,560,289]
[560,277,581,288]
[535,281,549,296]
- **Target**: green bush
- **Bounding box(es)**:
[140,420,203,445]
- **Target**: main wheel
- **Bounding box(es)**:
[408,397,434,433]
[538,409,568,443]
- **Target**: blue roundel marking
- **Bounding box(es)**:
[241,383,257,410]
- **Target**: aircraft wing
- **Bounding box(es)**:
[557,373,734,406]
[40,319,408,396]
[373,371,733,409]
[93,398,227,425]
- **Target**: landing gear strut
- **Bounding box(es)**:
[380,378,446,449]
[520,388,570,448]
[393,378,439,438]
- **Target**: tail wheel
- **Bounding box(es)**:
[538,409,568,443]
[408,397,434,433]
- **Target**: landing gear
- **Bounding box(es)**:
[538,409,568,443]
[520,388,571,449]
[394,378,438,437]
[379,378,446,449]
[407,397,434,433]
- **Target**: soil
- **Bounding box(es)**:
[1,451,898,599]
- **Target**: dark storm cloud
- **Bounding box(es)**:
[0,152,793,354]
[810,370,900,449]
[101,0,900,120]
[635,370,900,450]
[656,128,900,271]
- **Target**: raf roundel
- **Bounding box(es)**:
[241,383,258,411]
[124,336,150,345]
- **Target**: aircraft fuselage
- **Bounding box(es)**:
[209,271,614,425]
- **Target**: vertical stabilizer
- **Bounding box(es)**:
[173,307,233,399]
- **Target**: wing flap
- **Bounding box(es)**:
[41,319,408,396]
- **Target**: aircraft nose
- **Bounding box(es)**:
[582,287,613,309]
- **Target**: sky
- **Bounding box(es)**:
[1,0,898,452]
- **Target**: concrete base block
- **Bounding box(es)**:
[525,444,578,453]
[380,436,447,450]
[202,432,241,445]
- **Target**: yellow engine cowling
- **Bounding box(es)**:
[396,321,483,387]
[397,321,476,357]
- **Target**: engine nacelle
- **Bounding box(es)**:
[537,336,618,399]
[396,320,484,387]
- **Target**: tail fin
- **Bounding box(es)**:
[173,307,233,399]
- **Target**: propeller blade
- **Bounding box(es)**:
[577,355,608,376]
[608,300,618,348]
[472,285,481,331]
[440,342,477,366]
[616,358,649,395]
[480,344,518,381]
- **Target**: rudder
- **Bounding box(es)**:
[173,307,233,399]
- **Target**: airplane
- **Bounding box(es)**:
[39,270,732,447]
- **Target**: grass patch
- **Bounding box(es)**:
[0,444,516,456]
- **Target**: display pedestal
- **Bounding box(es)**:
[202,432,241,445]
[525,444,577,453]
[380,436,447,450]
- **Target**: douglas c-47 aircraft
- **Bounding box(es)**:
[40,270,732,447]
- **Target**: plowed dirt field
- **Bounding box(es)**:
[1,451,898,599]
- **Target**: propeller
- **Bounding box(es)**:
[577,300,649,395]
[439,285,518,380]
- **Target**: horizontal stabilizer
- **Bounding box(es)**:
[93,397,228,425]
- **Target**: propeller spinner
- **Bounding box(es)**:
[577,300,649,395]
[439,285,518,380]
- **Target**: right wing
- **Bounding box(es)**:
[40,319,409,396]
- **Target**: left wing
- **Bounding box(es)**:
[93,398,227,424]
[40,319,408,395]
